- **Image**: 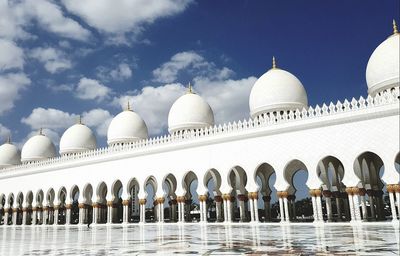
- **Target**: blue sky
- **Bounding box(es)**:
[0,0,398,151]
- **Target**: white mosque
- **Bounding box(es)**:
[0,22,399,227]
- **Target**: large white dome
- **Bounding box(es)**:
[21,133,56,163]
[249,61,308,118]
[168,91,214,134]
[0,140,21,168]
[366,25,399,95]
[60,123,96,155]
[107,109,148,146]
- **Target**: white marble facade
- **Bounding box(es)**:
[0,23,399,227]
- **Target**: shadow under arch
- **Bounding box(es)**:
[254,162,277,222]
[82,183,93,224]
[228,165,248,222]
[182,170,198,222]
[144,175,157,222]
[111,179,123,223]
[204,168,222,222]
[96,181,108,223]
[57,187,67,224]
[163,173,177,222]
[353,151,387,221]
[317,156,350,222]
[69,185,80,224]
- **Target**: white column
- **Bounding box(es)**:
[139,200,145,223]
[283,197,290,222]
[79,205,85,225]
[311,196,318,222]
[43,207,49,225]
[107,202,113,224]
[203,201,207,222]
[316,195,323,222]
[348,194,355,221]
[335,197,342,220]
[325,197,333,222]
[239,198,245,222]
[396,191,400,219]
[53,207,59,225]
[4,209,9,225]
[177,202,182,222]
[92,205,98,224]
[223,199,228,222]
[388,192,398,221]
[254,199,259,222]
[32,209,37,225]
[216,200,222,222]
[199,199,204,222]
[353,194,362,221]
[249,197,255,222]
[360,195,367,221]
[369,196,375,220]
[181,202,186,222]
[22,209,27,225]
[123,203,129,224]
[12,209,17,225]
[227,199,232,222]
[279,197,285,222]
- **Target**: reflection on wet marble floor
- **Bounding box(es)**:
[0,223,399,255]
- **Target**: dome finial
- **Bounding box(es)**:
[6,135,11,144]
[126,101,131,111]
[77,115,82,124]
[187,82,193,94]
[272,56,277,69]
[39,128,43,135]
[393,19,398,34]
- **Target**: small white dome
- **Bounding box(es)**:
[249,62,308,118]
[60,123,96,155]
[0,141,21,168]
[366,30,399,95]
[107,109,148,145]
[168,91,214,134]
[21,134,56,163]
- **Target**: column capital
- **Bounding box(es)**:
[156,197,165,204]
[351,187,360,195]
[322,190,332,198]
[53,205,59,210]
[177,196,186,203]
[248,192,258,200]
[139,199,147,205]
[32,207,37,211]
[122,200,130,206]
[394,184,400,193]
[106,201,113,207]
[65,204,72,210]
[12,208,18,213]
[43,206,49,211]
[214,195,222,203]
[78,203,86,209]
[92,203,98,208]
[277,191,288,198]
[198,195,207,202]
[345,187,354,195]
[22,207,27,212]
[222,193,231,200]
[387,184,397,193]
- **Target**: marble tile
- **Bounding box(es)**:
[0,223,398,255]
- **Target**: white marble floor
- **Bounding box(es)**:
[0,222,399,255]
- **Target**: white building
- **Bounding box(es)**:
[0,22,399,227]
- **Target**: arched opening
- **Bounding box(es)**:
[24,191,33,225]
[7,193,14,225]
[82,183,93,224]
[127,178,140,223]
[317,156,350,222]
[254,163,278,222]
[111,180,123,223]
[96,182,108,224]
[144,176,157,222]
[228,166,248,222]
[354,151,387,221]
[16,192,24,225]
[163,174,177,222]
[284,160,312,222]
[204,168,223,222]
[183,171,199,222]
[0,194,5,225]
[395,152,400,173]
[35,190,44,225]
[46,188,55,225]
[70,185,80,224]
[57,187,67,224]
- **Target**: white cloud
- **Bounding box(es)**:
[113,83,186,135]
[0,0,91,42]
[97,63,133,82]
[194,76,258,124]
[30,47,72,73]
[0,39,24,71]
[0,123,11,141]
[21,107,77,130]
[152,51,204,83]
[75,77,112,101]
[82,109,113,137]
[46,83,74,93]
[21,107,113,139]
[61,0,191,44]
[0,73,31,115]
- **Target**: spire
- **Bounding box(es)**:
[393,19,398,34]
[6,135,11,144]
[77,115,82,124]
[126,101,131,111]
[39,128,43,135]
[187,82,193,94]
[272,56,277,69]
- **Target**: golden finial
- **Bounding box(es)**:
[393,19,398,34]
[77,115,82,124]
[188,82,193,94]
[39,128,43,135]
[272,56,277,69]
[6,135,11,144]
[127,101,131,111]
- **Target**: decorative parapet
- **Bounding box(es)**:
[1,87,399,173]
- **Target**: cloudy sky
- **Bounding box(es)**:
[0,0,398,148]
